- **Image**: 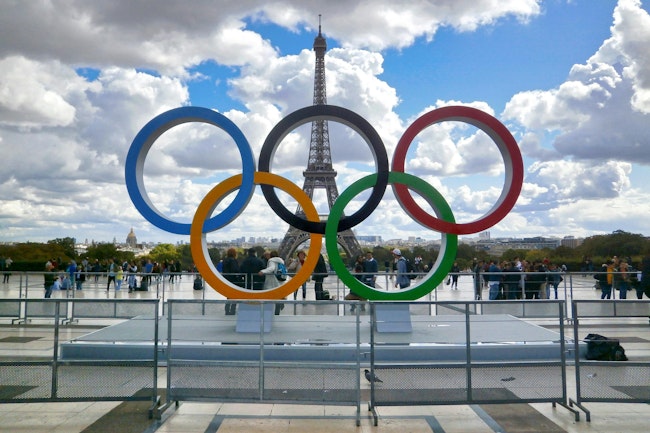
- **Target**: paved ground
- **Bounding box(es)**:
[0,273,648,433]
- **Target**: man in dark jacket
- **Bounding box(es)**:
[239,248,264,290]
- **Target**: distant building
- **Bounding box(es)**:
[357,235,383,244]
[561,236,583,248]
[126,228,137,248]
[474,236,561,256]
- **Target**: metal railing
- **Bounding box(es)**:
[0,299,160,417]
[162,299,363,425]
[367,300,578,425]
[570,299,650,421]
[2,291,648,424]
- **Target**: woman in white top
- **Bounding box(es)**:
[258,250,285,314]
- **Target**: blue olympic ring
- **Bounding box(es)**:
[125,107,256,235]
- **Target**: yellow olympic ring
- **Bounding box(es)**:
[190,172,323,300]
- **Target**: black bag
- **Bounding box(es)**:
[405,259,417,280]
[585,333,627,361]
[137,280,149,291]
[193,277,204,290]
[316,290,333,300]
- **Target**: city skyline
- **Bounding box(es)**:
[1,1,649,245]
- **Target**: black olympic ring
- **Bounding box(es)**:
[258,105,389,234]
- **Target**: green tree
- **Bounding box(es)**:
[149,244,180,263]
[176,244,193,270]
[578,230,648,259]
[524,249,548,264]
[500,249,528,262]
[48,237,77,259]
[85,243,120,261]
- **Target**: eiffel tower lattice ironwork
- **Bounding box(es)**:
[277,22,362,262]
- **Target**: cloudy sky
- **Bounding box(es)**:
[1,0,649,246]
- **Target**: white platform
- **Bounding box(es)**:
[60,312,583,362]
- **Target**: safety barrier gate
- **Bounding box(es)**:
[367,300,578,425]
[162,299,363,425]
[0,299,161,417]
[10,298,644,425]
[570,299,650,421]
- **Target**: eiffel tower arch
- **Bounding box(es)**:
[277,20,362,263]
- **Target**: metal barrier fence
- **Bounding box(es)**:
[0,299,161,418]
[570,299,650,421]
[367,300,578,425]
[4,295,649,424]
[162,299,363,425]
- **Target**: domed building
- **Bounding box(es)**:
[126,228,137,248]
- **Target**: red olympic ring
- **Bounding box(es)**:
[392,106,523,235]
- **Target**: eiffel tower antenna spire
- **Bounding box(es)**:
[277,18,362,262]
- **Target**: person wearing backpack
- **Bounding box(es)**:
[313,254,334,300]
[392,249,410,289]
[258,250,285,314]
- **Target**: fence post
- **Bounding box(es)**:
[51,300,61,399]
[465,301,473,402]
[569,300,590,421]
[258,302,266,401]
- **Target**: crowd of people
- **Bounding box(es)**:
[37,249,650,304]
[591,255,647,300]
[469,255,650,301]
[213,248,335,315]
[470,257,571,300]
[41,256,184,297]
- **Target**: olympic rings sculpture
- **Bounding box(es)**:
[125,104,523,301]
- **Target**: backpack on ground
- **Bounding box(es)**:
[585,333,627,361]
[275,262,287,281]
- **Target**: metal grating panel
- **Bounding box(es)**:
[579,363,650,401]
[55,365,154,399]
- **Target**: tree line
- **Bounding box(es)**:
[1,230,648,273]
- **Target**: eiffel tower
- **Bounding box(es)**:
[277,20,362,262]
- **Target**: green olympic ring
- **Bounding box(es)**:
[326,171,458,301]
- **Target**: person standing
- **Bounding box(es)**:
[2,257,12,283]
[363,251,379,288]
[617,259,630,299]
[115,265,124,291]
[487,260,502,300]
[92,259,101,283]
[502,261,520,299]
[258,250,285,314]
[346,255,367,310]
[450,261,460,290]
[67,260,77,290]
[547,263,563,300]
[143,259,154,285]
[599,262,614,300]
[312,254,333,300]
[637,255,650,299]
[106,258,117,292]
[240,248,265,290]
[392,249,410,289]
[287,250,307,299]
[472,259,483,300]
[222,247,241,315]
[75,265,86,290]
[44,261,55,298]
